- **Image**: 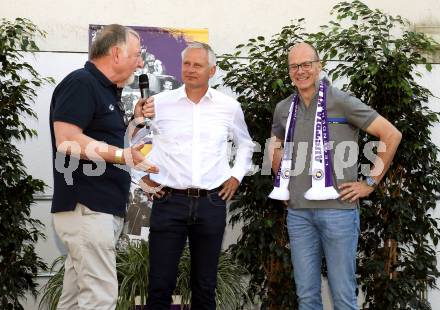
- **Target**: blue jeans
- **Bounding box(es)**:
[146,190,226,310]
[287,208,359,310]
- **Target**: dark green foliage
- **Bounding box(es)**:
[39,240,250,310]
[177,243,250,310]
[116,239,151,308]
[37,257,64,310]
[219,2,440,308]
[218,22,307,308]
[0,18,53,309]
[311,1,440,309]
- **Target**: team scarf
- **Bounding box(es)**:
[269,80,339,201]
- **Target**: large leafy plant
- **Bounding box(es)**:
[218,22,307,308]
[39,240,249,309]
[219,1,440,308]
[311,1,440,309]
[0,18,53,309]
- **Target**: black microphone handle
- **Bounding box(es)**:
[140,88,149,99]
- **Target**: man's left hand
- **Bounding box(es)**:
[219,177,240,201]
[338,181,374,203]
[124,144,159,173]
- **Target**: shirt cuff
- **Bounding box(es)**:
[230,166,249,183]
[131,169,148,185]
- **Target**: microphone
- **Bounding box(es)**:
[137,73,158,135]
[139,74,149,99]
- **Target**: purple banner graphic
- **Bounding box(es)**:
[88,24,208,235]
[89,24,208,117]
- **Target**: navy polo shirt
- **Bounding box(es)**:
[49,61,130,217]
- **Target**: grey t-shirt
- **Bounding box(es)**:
[272,83,378,209]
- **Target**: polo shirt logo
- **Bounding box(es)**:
[109,104,115,111]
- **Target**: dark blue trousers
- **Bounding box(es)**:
[146,190,226,310]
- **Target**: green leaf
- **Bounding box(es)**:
[0,18,52,309]
[426,63,432,72]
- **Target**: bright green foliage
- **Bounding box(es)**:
[312,1,440,309]
[0,18,53,309]
[218,22,307,308]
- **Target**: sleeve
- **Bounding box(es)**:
[131,168,147,184]
[340,93,379,130]
[271,95,294,140]
[271,102,286,139]
[230,103,255,183]
[131,126,151,145]
[52,78,96,129]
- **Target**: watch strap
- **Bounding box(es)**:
[365,176,377,187]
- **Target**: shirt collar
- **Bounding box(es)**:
[298,79,326,107]
[177,85,214,103]
[84,61,115,88]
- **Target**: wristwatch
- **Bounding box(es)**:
[136,122,146,129]
[365,176,377,187]
[130,115,146,128]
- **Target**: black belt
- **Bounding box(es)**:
[166,186,221,198]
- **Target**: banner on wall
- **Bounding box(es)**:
[88,24,208,117]
[88,25,209,237]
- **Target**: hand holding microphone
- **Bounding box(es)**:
[138,74,154,119]
[140,74,159,135]
[132,74,155,124]
[141,98,155,119]
[130,74,156,161]
[139,73,150,99]
[133,74,159,136]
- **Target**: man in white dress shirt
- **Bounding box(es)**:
[140,42,254,309]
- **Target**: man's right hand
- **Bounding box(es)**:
[123,144,159,174]
[142,96,155,119]
[133,96,155,119]
[139,175,166,198]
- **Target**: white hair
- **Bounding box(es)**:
[181,42,216,67]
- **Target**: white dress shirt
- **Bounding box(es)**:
[133,86,254,190]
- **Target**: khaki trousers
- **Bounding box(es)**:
[53,203,124,310]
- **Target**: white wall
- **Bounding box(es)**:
[3,0,440,309]
[2,0,440,55]
[419,67,440,308]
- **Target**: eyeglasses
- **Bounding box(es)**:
[288,60,319,72]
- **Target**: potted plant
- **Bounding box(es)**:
[0,17,53,310]
[39,238,249,310]
[311,1,440,308]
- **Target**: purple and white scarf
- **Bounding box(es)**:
[269,80,339,201]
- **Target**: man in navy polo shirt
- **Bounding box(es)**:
[49,24,157,310]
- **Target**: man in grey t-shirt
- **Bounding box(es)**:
[271,42,402,309]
